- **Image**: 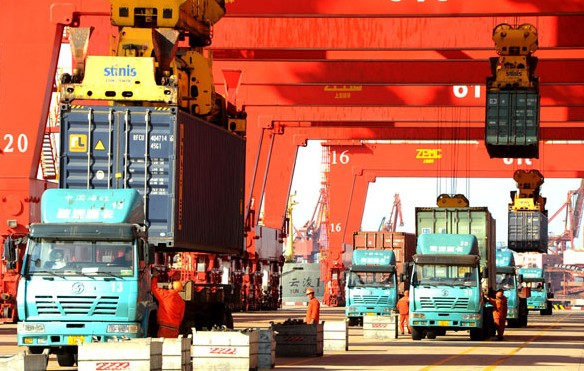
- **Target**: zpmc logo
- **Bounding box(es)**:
[416,148,442,164]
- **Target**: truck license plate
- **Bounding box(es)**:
[438,320,449,327]
[67,336,85,345]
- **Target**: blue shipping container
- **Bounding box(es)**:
[59,105,245,255]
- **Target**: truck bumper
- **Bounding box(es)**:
[346,307,394,318]
[18,321,143,347]
[410,312,482,329]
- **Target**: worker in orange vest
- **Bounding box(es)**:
[151,270,186,338]
[486,288,508,340]
[396,290,411,335]
[305,287,320,324]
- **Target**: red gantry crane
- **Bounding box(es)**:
[548,179,584,254]
[381,194,404,232]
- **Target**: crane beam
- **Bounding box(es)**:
[213,16,584,49]
[213,60,584,85]
[224,1,584,17]
[213,84,584,107]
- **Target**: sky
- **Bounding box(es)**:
[290,140,582,249]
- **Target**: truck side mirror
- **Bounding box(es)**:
[3,237,17,269]
[481,268,488,279]
[517,274,523,284]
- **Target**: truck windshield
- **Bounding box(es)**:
[525,281,545,291]
[496,273,516,290]
[347,271,394,288]
[25,239,135,276]
[413,264,477,286]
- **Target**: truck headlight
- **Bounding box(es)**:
[412,313,426,319]
[18,323,45,333]
[462,314,481,320]
[107,324,139,334]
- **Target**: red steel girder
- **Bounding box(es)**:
[243,106,584,133]
[213,49,584,61]
[212,16,584,49]
[212,60,584,85]
[323,141,584,251]
[215,84,584,107]
[253,119,584,234]
[224,1,584,17]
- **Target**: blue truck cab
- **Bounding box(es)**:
[495,250,528,327]
[518,267,553,315]
[410,233,495,341]
[345,249,397,326]
[17,189,157,367]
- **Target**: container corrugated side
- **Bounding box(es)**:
[352,231,416,292]
[59,105,244,255]
[485,90,539,159]
[508,211,548,254]
[415,207,496,289]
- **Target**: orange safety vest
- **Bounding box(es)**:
[151,276,186,337]
[305,297,320,324]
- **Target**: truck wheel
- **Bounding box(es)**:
[507,318,518,328]
[348,317,359,327]
[57,352,76,367]
[28,347,44,355]
[469,327,484,341]
[426,330,437,339]
[411,326,424,341]
[540,302,553,316]
[519,299,529,327]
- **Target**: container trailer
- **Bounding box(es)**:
[345,231,415,326]
[518,267,553,315]
[495,249,528,327]
[409,196,496,341]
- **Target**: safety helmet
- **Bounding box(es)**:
[305,287,315,295]
[172,281,183,291]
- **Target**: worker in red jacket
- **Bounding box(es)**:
[486,289,508,340]
[151,270,186,338]
[305,287,320,324]
[396,290,411,335]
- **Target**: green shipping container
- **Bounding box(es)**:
[415,207,497,290]
[485,90,540,159]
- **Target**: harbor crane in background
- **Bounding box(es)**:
[380,194,404,232]
[548,179,584,254]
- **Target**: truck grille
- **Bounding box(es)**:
[352,295,391,306]
[35,295,120,316]
[419,296,470,310]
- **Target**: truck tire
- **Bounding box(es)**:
[426,330,437,339]
[540,301,553,316]
[507,318,518,328]
[469,327,484,341]
[519,299,529,327]
[57,352,76,367]
[348,317,359,327]
[411,326,424,341]
[28,346,44,355]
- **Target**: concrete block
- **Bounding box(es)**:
[0,351,48,371]
[363,315,398,340]
[323,320,348,351]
